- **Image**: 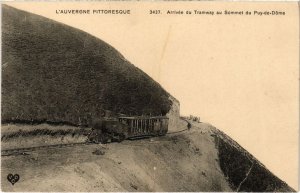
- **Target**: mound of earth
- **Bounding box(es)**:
[2,4,173,126]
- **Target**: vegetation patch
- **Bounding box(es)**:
[214,130,294,192]
[1,128,89,141]
[2,5,172,126]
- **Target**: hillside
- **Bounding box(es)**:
[2,5,173,126]
[1,120,294,192]
[2,121,231,192]
[212,128,294,192]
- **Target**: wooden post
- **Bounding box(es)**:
[136,119,138,134]
[139,119,142,133]
[143,119,145,133]
[134,120,136,134]
[141,119,143,133]
[146,119,148,133]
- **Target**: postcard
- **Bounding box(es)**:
[1,1,298,192]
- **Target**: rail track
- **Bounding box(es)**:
[1,125,190,156]
[167,128,188,135]
[1,142,94,156]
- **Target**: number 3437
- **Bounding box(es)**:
[149,10,161,14]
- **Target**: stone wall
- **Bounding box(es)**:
[166,95,180,130]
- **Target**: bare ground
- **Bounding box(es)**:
[1,120,232,192]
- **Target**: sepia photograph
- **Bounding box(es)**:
[1,2,299,192]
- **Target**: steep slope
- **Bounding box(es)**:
[212,128,295,192]
[2,5,172,126]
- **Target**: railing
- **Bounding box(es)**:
[119,117,168,137]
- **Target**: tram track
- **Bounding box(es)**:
[1,125,190,156]
[1,142,93,156]
[167,128,188,135]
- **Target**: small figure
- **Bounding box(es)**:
[187,122,192,130]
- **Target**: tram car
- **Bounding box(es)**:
[88,116,169,143]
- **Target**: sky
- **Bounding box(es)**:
[4,2,299,189]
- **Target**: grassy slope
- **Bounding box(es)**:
[2,5,172,126]
[212,127,295,192]
[1,124,91,150]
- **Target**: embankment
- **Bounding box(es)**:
[213,128,295,192]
